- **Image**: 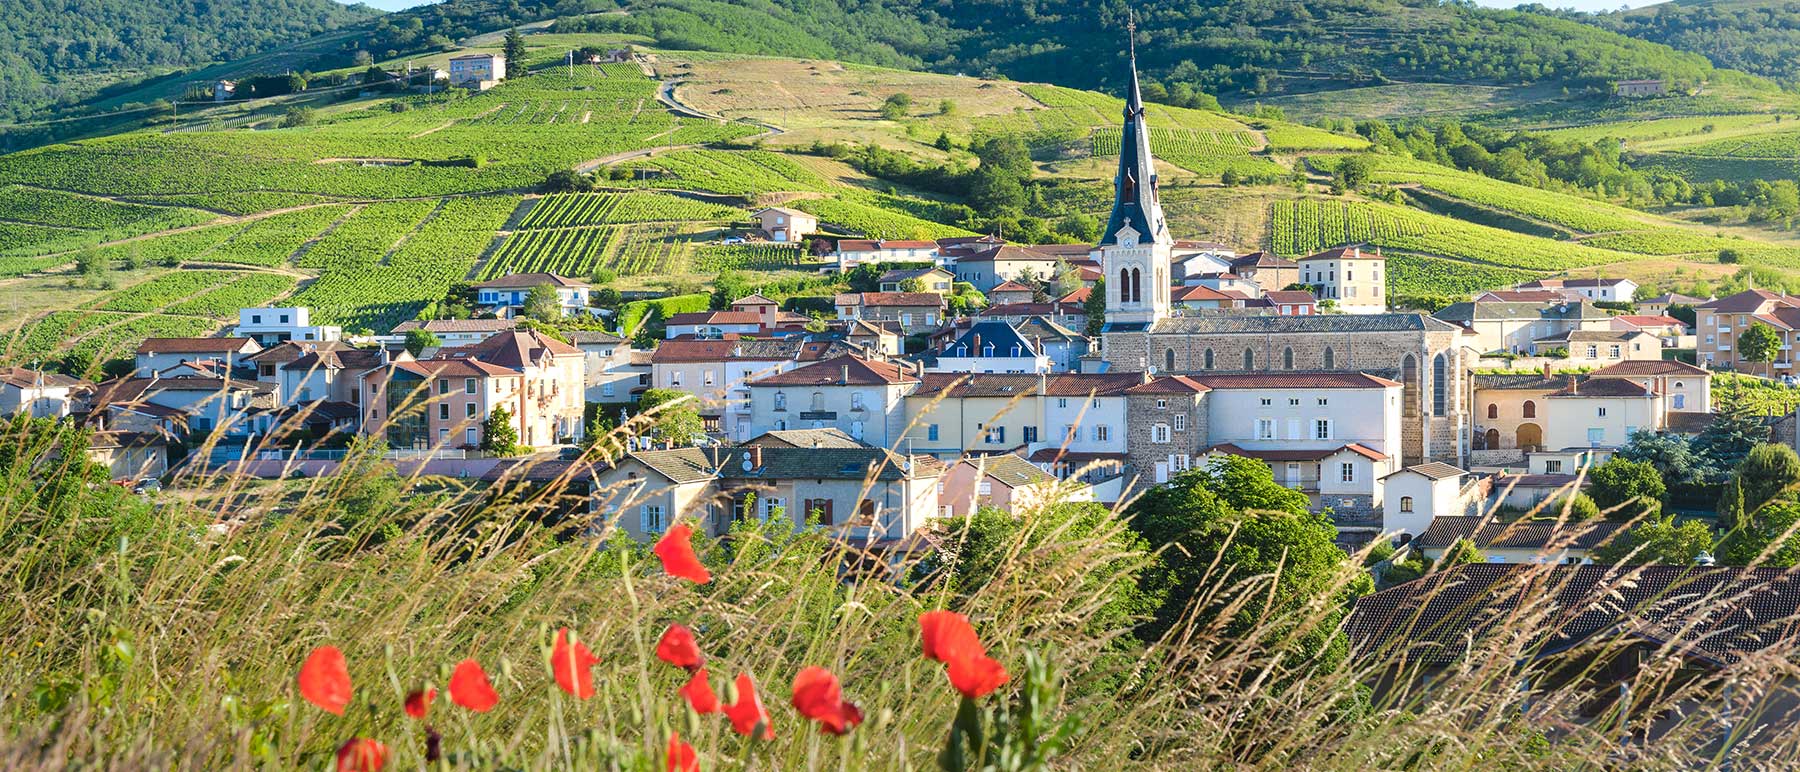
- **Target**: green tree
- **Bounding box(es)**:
[480,406,523,456]
[543,169,590,193]
[1720,443,1800,530]
[1332,154,1375,193]
[637,388,704,447]
[1593,515,1714,565]
[524,284,562,323]
[280,107,316,128]
[1128,455,1369,669]
[1051,259,1083,298]
[74,247,109,288]
[969,166,1026,214]
[1555,492,1602,521]
[1586,458,1666,519]
[711,270,755,310]
[899,277,928,293]
[938,98,956,115]
[1083,277,1107,337]
[403,329,440,356]
[1722,498,1800,567]
[1435,537,1484,570]
[1739,322,1781,367]
[879,92,913,120]
[502,28,527,79]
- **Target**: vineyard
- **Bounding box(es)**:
[1666,129,1800,158]
[518,192,740,229]
[296,200,439,269]
[164,273,297,317]
[1269,198,1646,271]
[2,310,216,370]
[692,243,808,272]
[1386,254,1540,296]
[199,206,351,267]
[792,197,974,240]
[1259,124,1372,152]
[96,271,242,312]
[615,150,831,196]
[1714,373,1800,416]
[0,186,216,258]
[480,226,625,279]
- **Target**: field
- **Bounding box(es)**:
[792,196,975,240]
[296,200,439,269]
[518,192,741,229]
[0,186,216,258]
[1,309,217,371]
[615,150,832,196]
[692,243,809,272]
[480,225,627,279]
[1269,198,1643,271]
[1088,127,1287,178]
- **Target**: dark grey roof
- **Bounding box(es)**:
[942,321,1040,359]
[1147,313,1443,335]
[1434,300,1609,324]
[745,428,869,449]
[963,454,1054,488]
[1396,462,1467,480]
[1472,374,1571,391]
[1415,516,1627,550]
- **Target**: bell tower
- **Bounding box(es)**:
[1098,14,1172,332]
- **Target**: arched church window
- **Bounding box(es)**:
[1243,348,1255,370]
[1164,348,1176,373]
[1282,347,1294,370]
[1203,349,1214,369]
[1323,347,1335,369]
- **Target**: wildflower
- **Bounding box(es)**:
[551,628,603,699]
[918,611,1008,699]
[653,523,711,584]
[666,730,698,772]
[448,659,499,712]
[722,672,773,740]
[679,668,720,714]
[790,666,863,736]
[403,688,435,720]
[299,645,352,716]
[335,738,388,772]
[656,624,704,670]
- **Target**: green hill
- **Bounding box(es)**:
[0,0,380,122]
[1576,0,1800,83]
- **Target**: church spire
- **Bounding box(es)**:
[1098,10,1170,248]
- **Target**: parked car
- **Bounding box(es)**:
[132,479,162,495]
[721,236,746,245]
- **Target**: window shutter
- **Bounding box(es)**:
[639,505,649,534]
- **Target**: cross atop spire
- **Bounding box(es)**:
[1127,8,1138,61]
[1097,20,1169,249]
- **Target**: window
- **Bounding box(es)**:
[439,404,450,420]
[1056,398,1068,408]
[464,378,476,394]
[437,379,449,395]
[1587,345,1599,358]
[1151,424,1171,443]
[467,428,478,446]
[851,392,866,410]
[1523,400,1537,419]
[803,498,835,525]
[985,426,1005,444]
[1092,398,1101,408]
[1317,398,1329,406]
[1165,348,1176,372]
[703,369,715,387]
[1399,496,1414,513]
[1609,345,1621,358]
[466,403,477,418]
[670,372,683,387]
[1203,349,1214,369]
[1341,462,1355,483]
[1487,403,1498,420]
[641,505,666,533]
[1173,413,1186,431]
[1093,425,1110,442]
[1288,398,1300,406]
[761,497,784,519]
[774,392,787,410]
[1431,354,1448,417]
[978,481,993,496]
[1597,407,1608,417]
[1155,398,1168,409]
[1314,419,1332,440]
[1256,418,1275,439]
[1282,347,1294,369]
[1323,347,1335,369]
[927,424,940,442]
[1065,425,1080,441]
[1023,426,1038,443]
[1260,398,1272,406]
[1244,348,1255,370]
[1673,393,1686,409]
[251,315,262,324]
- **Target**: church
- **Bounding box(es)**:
[1093,48,1470,466]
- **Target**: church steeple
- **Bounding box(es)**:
[1099,12,1170,249]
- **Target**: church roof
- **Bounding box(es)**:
[1096,39,1170,249]
[1145,313,1443,335]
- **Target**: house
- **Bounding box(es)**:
[1346,564,1800,750]
[1170,284,1250,312]
[986,280,1037,306]
[86,431,169,481]
[245,341,351,382]
[389,318,521,347]
[133,338,263,377]
[1637,292,1706,316]
[977,302,1087,332]
[448,52,505,89]
[1615,79,1667,97]
[0,368,89,419]
[236,307,341,347]
[1528,329,1661,364]
[1433,299,1614,355]
[473,274,592,318]
[728,293,807,330]
[276,346,390,409]
[843,319,903,356]
[1264,289,1318,316]
[1472,372,1564,453]
[833,292,944,335]
[1694,289,1800,373]
[1587,360,1710,413]
[1611,314,1688,343]
[359,330,585,450]
[664,311,764,340]
[1298,245,1386,314]
[1171,251,1236,283]
[87,376,276,436]
[1516,277,1639,303]
[590,445,944,544]
[743,427,868,449]
[213,80,236,102]
[750,207,817,243]
[904,372,1135,462]
[952,245,1069,292]
[566,330,642,405]
[1228,252,1299,293]
[1412,516,1627,565]
[928,320,1053,374]
[1472,289,1578,304]
[878,267,955,294]
[649,337,855,440]
[1543,376,1666,450]
[1380,462,1473,537]
[939,453,1075,516]
[744,355,921,447]
[1182,272,1261,296]
[832,239,940,271]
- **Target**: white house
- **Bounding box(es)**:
[1542,377,1666,449]
[389,319,521,347]
[236,307,342,347]
[133,338,263,377]
[928,321,1052,374]
[448,52,505,90]
[649,337,856,440]
[1298,245,1386,314]
[664,311,764,340]
[0,368,88,419]
[1517,277,1638,303]
[1380,462,1471,537]
[744,355,921,447]
[833,239,940,271]
[566,330,643,405]
[473,273,592,317]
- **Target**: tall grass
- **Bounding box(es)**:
[2,412,1799,768]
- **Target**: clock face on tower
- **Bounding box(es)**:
[1116,224,1140,249]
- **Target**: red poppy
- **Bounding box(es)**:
[299,645,353,716]
[666,730,698,772]
[448,659,499,713]
[790,666,864,736]
[656,624,704,670]
[653,523,711,584]
[679,668,720,714]
[946,652,1009,699]
[403,688,436,720]
[551,628,603,700]
[335,738,388,772]
[722,672,773,740]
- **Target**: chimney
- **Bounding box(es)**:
[1566,374,1578,395]
[841,363,850,384]
[1541,361,1551,379]
[749,446,763,470]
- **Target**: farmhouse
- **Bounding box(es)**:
[750,207,817,242]
[448,52,506,89]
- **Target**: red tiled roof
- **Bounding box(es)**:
[1613,314,1683,327]
[836,239,937,251]
[990,280,1034,292]
[1172,285,1236,302]
[1550,379,1657,398]
[1191,372,1401,389]
[1060,287,1092,304]
[666,311,762,326]
[1299,244,1383,261]
[1702,289,1795,313]
[1125,375,1211,394]
[135,337,257,354]
[957,245,1066,263]
[1588,360,1710,377]
[1264,290,1317,304]
[748,355,918,386]
[834,292,944,307]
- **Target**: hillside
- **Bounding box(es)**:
[1578,0,1800,83]
[0,0,379,122]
